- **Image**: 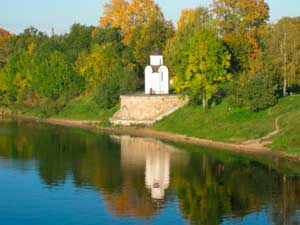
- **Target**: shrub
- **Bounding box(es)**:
[227,73,278,111]
[94,65,140,109]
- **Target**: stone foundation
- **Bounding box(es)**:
[110,94,188,126]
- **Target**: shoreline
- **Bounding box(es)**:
[1,113,299,162]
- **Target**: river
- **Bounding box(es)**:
[0,119,300,225]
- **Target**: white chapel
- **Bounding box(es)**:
[145,51,169,95]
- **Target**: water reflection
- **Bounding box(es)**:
[105,135,187,218]
[1,119,300,225]
[117,135,187,200]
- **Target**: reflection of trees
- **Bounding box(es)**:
[0,121,159,218]
[172,151,300,225]
[269,176,300,225]
[1,120,300,224]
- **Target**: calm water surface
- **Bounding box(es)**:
[0,119,300,225]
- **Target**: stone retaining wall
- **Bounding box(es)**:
[110,95,188,126]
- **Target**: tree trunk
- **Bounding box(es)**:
[283,78,287,96]
[202,96,208,110]
[283,30,288,96]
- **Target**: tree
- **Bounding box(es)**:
[99,0,164,44]
[8,27,46,54]
[0,28,12,68]
[92,26,123,45]
[212,0,269,73]
[0,67,8,104]
[266,17,300,96]
[6,50,32,102]
[63,23,94,62]
[165,7,212,78]
[32,50,75,99]
[133,18,174,68]
[174,30,231,108]
[75,39,139,108]
[75,43,121,89]
[226,72,277,111]
[165,7,231,108]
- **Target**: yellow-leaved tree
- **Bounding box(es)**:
[99,0,164,44]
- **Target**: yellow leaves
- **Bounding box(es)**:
[177,9,196,30]
[100,0,130,32]
[27,42,36,55]
[13,72,27,90]
[75,43,118,89]
[99,0,163,45]
[212,0,269,65]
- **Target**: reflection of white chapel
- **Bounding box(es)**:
[145,150,170,200]
[145,51,169,95]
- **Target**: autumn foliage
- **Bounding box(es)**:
[100,0,164,44]
[0,0,299,114]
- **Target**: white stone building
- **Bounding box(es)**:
[145,51,169,95]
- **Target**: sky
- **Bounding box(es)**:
[0,0,299,35]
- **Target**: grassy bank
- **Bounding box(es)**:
[0,95,117,126]
[1,95,300,155]
[56,95,118,125]
[154,96,300,154]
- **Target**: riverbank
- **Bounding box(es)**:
[154,95,300,155]
[1,95,299,160]
[1,113,300,162]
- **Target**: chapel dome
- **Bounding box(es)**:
[150,49,162,56]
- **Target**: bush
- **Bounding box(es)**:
[94,65,140,109]
[227,73,278,111]
[94,75,120,109]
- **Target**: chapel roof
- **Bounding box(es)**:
[150,49,162,56]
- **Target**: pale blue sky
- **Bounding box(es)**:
[0,0,299,34]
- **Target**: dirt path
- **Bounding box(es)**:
[242,115,282,148]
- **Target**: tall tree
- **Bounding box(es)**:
[174,30,231,107]
[212,0,269,73]
[6,50,32,102]
[165,7,213,78]
[63,24,94,62]
[133,18,174,68]
[32,41,76,100]
[266,17,300,95]
[99,0,164,44]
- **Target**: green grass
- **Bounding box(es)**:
[269,110,300,154]
[154,96,300,153]
[1,95,118,126]
[56,95,118,125]
[57,95,104,120]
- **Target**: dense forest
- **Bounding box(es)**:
[0,0,300,118]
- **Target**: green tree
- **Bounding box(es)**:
[174,30,231,107]
[6,50,32,102]
[165,7,212,78]
[63,23,94,62]
[0,67,8,104]
[75,43,121,89]
[76,41,139,108]
[227,72,278,111]
[133,18,174,68]
[32,50,75,99]
[266,17,300,95]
